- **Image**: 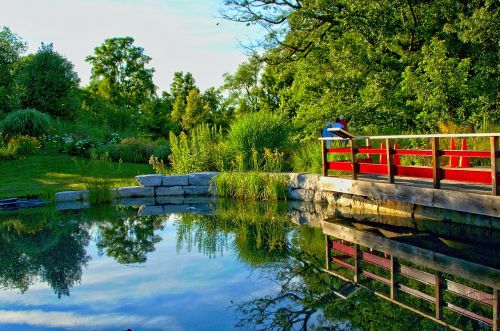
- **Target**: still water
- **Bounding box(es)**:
[0,199,498,330]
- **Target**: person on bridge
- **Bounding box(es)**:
[322,121,334,147]
[332,118,347,146]
[339,115,348,131]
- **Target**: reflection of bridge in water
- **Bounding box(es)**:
[322,219,499,331]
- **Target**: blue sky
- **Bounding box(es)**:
[0,0,262,92]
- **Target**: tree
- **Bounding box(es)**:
[86,37,156,108]
[138,93,176,139]
[169,71,197,125]
[182,88,206,131]
[16,43,80,119]
[0,26,26,113]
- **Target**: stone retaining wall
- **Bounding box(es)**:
[54,171,497,229]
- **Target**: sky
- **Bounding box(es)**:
[0,0,262,92]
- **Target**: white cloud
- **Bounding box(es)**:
[0,0,261,91]
[0,309,181,330]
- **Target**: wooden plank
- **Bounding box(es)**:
[395,149,433,156]
[445,279,495,306]
[493,288,498,331]
[319,176,500,218]
[354,244,360,283]
[442,168,492,184]
[332,257,355,270]
[358,163,388,175]
[362,252,391,269]
[362,270,391,285]
[327,147,350,153]
[400,264,436,285]
[325,235,330,271]
[352,133,500,140]
[328,161,352,171]
[431,137,440,189]
[357,148,386,155]
[399,284,435,302]
[390,256,398,300]
[324,268,353,283]
[386,138,394,183]
[394,165,433,179]
[445,302,493,325]
[322,140,328,176]
[492,136,499,196]
[321,222,500,289]
[350,141,358,180]
[435,272,443,319]
[441,150,490,158]
[332,241,355,256]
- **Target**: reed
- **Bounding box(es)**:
[211,172,288,201]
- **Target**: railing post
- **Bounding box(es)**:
[491,136,499,196]
[435,272,443,320]
[325,235,330,271]
[431,137,441,189]
[390,256,398,300]
[350,139,358,180]
[321,139,328,176]
[386,138,394,183]
[493,288,498,331]
[353,244,360,283]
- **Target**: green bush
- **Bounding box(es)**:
[93,137,169,163]
[211,172,288,200]
[227,112,290,170]
[7,136,41,157]
[168,124,223,174]
[290,141,323,174]
[1,108,52,139]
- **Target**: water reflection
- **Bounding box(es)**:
[0,199,497,331]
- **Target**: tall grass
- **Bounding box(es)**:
[211,172,288,200]
[76,152,114,205]
[1,108,52,139]
[290,141,322,174]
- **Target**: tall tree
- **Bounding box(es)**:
[16,43,80,118]
[86,37,156,108]
[0,26,26,113]
[182,88,206,131]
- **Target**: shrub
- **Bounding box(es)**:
[168,124,223,174]
[227,111,290,170]
[7,136,41,157]
[93,137,169,163]
[290,141,322,174]
[1,108,52,139]
[211,172,288,200]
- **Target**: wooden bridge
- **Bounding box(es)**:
[320,132,500,218]
[322,220,499,331]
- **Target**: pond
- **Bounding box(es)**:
[0,198,498,330]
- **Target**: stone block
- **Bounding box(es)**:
[163,175,189,186]
[163,204,192,214]
[81,190,89,201]
[188,172,218,186]
[136,174,163,187]
[314,190,328,203]
[155,185,184,196]
[115,197,156,206]
[184,185,210,196]
[55,190,83,202]
[56,201,89,210]
[155,196,186,205]
[288,188,316,201]
[138,205,165,216]
[117,186,155,198]
[288,173,320,190]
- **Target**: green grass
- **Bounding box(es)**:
[0,154,151,199]
[211,172,289,201]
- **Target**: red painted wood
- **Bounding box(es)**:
[442,168,492,184]
[362,270,391,285]
[445,302,493,325]
[358,163,388,175]
[394,166,433,179]
[399,284,435,302]
[441,150,490,158]
[332,258,355,270]
[328,161,352,171]
[332,241,355,256]
[327,148,350,154]
[357,148,386,155]
[362,252,391,269]
[394,149,433,156]
[400,265,436,285]
[445,280,494,306]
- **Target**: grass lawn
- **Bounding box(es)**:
[0,154,152,199]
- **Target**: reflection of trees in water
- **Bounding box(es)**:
[235,225,447,331]
[175,200,291,264]
[0,207,91,297]
[96,210,165,264]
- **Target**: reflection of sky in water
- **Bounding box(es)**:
[0,219,278,331]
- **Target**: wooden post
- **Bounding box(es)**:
[353,244,360,283]
[435,272,443,320]
[322,139,328,177]
[390,256,398,300]
[350,140,358,180]
[386,138,394,183]
[491,137,499,196]
[325,235,330,271]
[493,288,498,331]
[431,137,441,189]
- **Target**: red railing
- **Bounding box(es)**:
[320,133,500,196]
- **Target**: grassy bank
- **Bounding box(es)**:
[0,154,151,199]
